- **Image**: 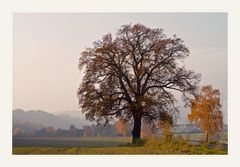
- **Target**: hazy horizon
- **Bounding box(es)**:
[12,12,227,124]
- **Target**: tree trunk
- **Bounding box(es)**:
[132,113,142,144]
[205,130,209,143]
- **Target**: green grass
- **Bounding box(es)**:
[13,136,227,155]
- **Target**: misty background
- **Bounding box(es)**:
[12,12,227,124]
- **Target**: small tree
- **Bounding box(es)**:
[69,124,77,136]
[115,118,128,137]
[158,111,173,139]
[83,125,92,137]
[13,127,23,136]
[188,85,223,142]
[141,121,156,138]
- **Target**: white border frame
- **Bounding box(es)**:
[1,1,239,167]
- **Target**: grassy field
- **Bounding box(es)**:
[13,136,131,147]
[175,132,228,143]
[13,134,227,155]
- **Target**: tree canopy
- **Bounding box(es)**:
[78,23,200,143]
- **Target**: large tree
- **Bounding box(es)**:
[188,85,223,142]
[78,24,200,143]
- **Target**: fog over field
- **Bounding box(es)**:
[12,13,227,124]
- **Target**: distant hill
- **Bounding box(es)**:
[13,109,91,129]
[54,110,85,118]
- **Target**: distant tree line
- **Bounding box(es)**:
[13,124,84,137]
[13,120,224,137]
[13,123,127,137]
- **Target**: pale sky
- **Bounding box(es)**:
[12,12,227,123]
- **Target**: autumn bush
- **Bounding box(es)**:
[144,136,188,151]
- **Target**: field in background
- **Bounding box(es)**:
[175,132,228,143]
[13,133,227,155]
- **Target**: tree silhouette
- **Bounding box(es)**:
[78,24,200,143]
[188,85,223,142]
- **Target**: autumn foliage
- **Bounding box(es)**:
[188,85,223,142]
[78,23,200,143]
[141,122,156,138]
[115,119,128,137]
